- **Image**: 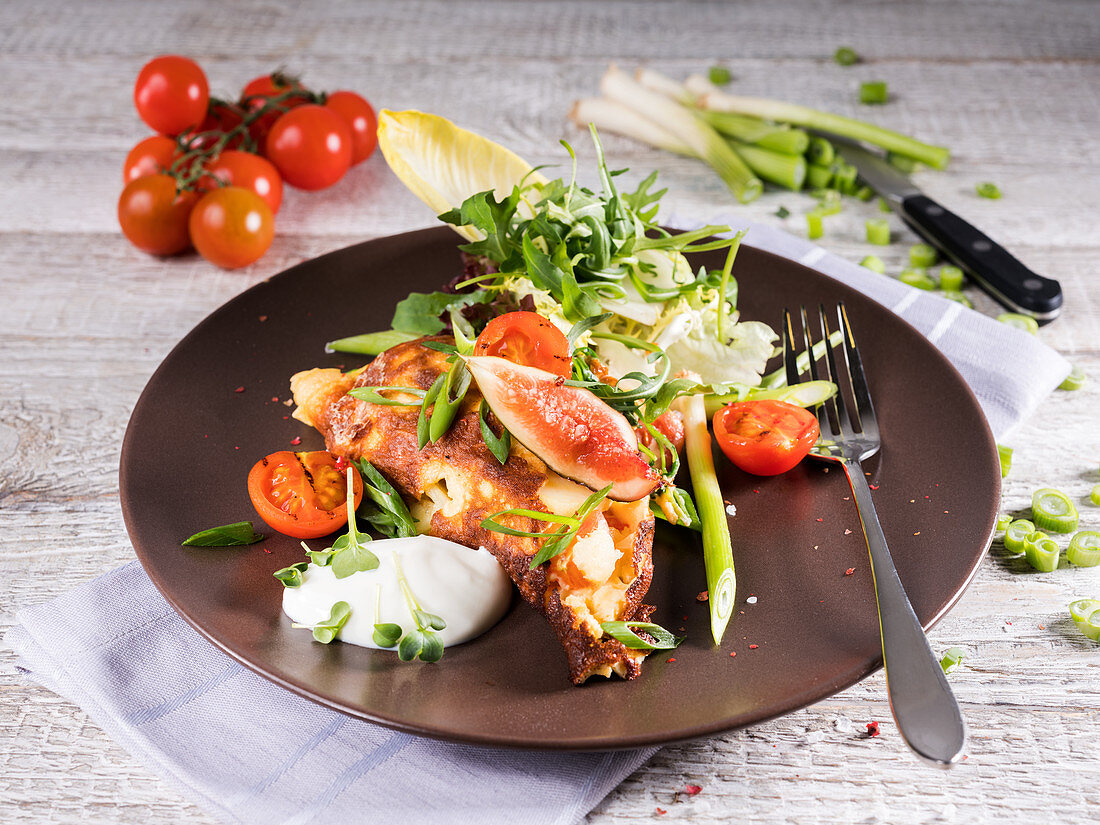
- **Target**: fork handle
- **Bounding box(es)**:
[843,462,968,766]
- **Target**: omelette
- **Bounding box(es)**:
[290,337,657,684]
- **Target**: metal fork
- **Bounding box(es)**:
[784,303,967,767]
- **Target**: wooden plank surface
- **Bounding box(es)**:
[2,1,1099,823]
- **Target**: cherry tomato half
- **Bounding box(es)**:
[713,400,820,476]
[188,186,275,269]
[248,451,363,539]
[133,55,209,135]
[240,74,313,155]
[123,135,179,183]
[265,104,352,191]
[118,174,197,256]
[201,150,283,213]
[474,311,572,377]
[324,90,378,165]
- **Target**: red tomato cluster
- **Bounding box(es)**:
[119,55,378,269]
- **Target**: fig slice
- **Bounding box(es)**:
[466,355,660,502]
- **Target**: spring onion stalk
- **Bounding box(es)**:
[899,267,936,290]
[976,182,1002,199]
[1069,599,1100,641]
[805,163,834,189]
[704,380,836,417]
[1059,364,1086,391]
[677,386,735,645]
[569,97,694,156]
[806,211,824,239]
[601,66,762,203]
[327,329,419,355]
[865,218,891,245]
[686,75,950,169]
[1031,488,1079,533]
[634,67,694,102]
[1023,533,1060,572]
[996,313,1039,335]
[698,110,810,155]
[1003,519,1035,553]
[760,329,844,388]
[860,255,886,274]
[939,265,964,291]
[909,243,938,268]
[859,81,889,104]
[1067,531,1100,567]
[726,140,807,190]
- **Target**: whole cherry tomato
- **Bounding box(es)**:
[265,105,353,191]
[713,400,820,476]
[118,174,197,255]
[474,311,572,377]
[188,186,275,269]
[247,451,363,539]
[201,150,284,213]
[133,55,209,135]
[324,90,378,165]
[123,135,179,183]
[240,73,312,154]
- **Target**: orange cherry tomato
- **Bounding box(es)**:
[117,173,197,256]
[188,186,275,269]
[200,150,284,214]
[123,135,179,183]
[247,451,363,539]
[713,400,820,476]
[474,311,572,377]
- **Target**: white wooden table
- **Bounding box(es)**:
[3,1,1098,822]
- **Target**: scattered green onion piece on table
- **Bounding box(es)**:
[860,255,886,274]
[865,218,891,245]
[996,313,1038,334]
[678,390,735,645]
[996,513,1013,531]
[859,81,888,104]
[938,265,964,291]
[600,621,683,650]
[1031,487,1079,533]
[831,161,859,194]
[938,290,973,308]
[326,330,419,355]
[1003,519,1035,553]
[1068,599,1100,641]
[1091,485,1100,506]
[707,65,732,85]
[878,197,892,213]
[806,211,824,240]
[909,243,938,268]
[939,647,965,674]
[1067,531,1100,567]
[1023,533,1060,572]
[805,163,834,189]
[816,190,843,215]
[997,444,1013,477]
[834,46,860,66]
[182,521,264,547]
[775,205,790,219]
[899,267,936,290]
[1059,365,1086,390]
[976,182,1002,199]
[807,136,835,165]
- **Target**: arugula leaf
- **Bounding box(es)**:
[182,521,264,547]
[439,188,521,263]
[390,291,492,335]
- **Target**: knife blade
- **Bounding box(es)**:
[829,137,1062,323]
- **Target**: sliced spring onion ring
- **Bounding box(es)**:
[998,444,1013,478]
[1092,485,1100,506]
[1068,599,1100,641]
[806,211,824,240]
[899,267,936,290]
[909,243,938,268]
[939,647,965,674]
[859,81,888,104]
[1003,519,1035,554]
[600,620,683,650]
[1067,531,1100,567]
[1023,532,1060,572]
[1031,487,1079,534]
[976,182,1002,199]
[996,513,1013,531]
[996,313,1039,335]
[865,218,890,246]
[1059,364,1086,391]
[860,255,885,274]
[938,265,964,291]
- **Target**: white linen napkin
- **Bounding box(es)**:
[6,220,1070,825]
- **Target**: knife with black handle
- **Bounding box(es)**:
[831,138,1062,323]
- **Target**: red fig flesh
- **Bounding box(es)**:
[466,355,660,501]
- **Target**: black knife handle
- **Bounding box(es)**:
[898,194,1062,322]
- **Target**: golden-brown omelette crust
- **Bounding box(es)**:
[290,337,656,684]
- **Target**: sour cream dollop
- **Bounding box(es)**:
[282,537,512,648]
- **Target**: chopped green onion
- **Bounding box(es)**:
[937,289,973,308]
[1092,485,1100,506]
[806,210,825,240]
[1059,365,1086,391]
[998,444,1013,478]
[807,136,835,165]
[855,185,874,201]
[831,160,859,194]
[600,620,683,650]
[815,189,843,215]
[1023,532,1059,572]
[1068,599,1100,641]
[860,255,886,274]
[865,218,891,245]
[678,389,735,645]
[478,399,511,465]
[976,182,1002,199]
[834,46,860,66]
[348,386,426,406]
[938,265,964,291]
[1031,487,1079,534]
[996,513,1013,531]
[899,267,936,290]
[859,81,889,104]
[878,197,892,213]
[996,313,1039,334]
[1003,519,1035,553]
[775,205,790,219]
[707,65,732,85]
[909,243,938,268]
[428,360,471,443]
[1067,531,1100,567]
[939,646,965,674]
[326,330,418,355]
[805,163,834,189]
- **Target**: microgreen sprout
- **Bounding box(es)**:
[328,468,380,579]
[292,601,352,644]
[393,554,447,662]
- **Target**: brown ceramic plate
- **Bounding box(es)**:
[120,226,999,751]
